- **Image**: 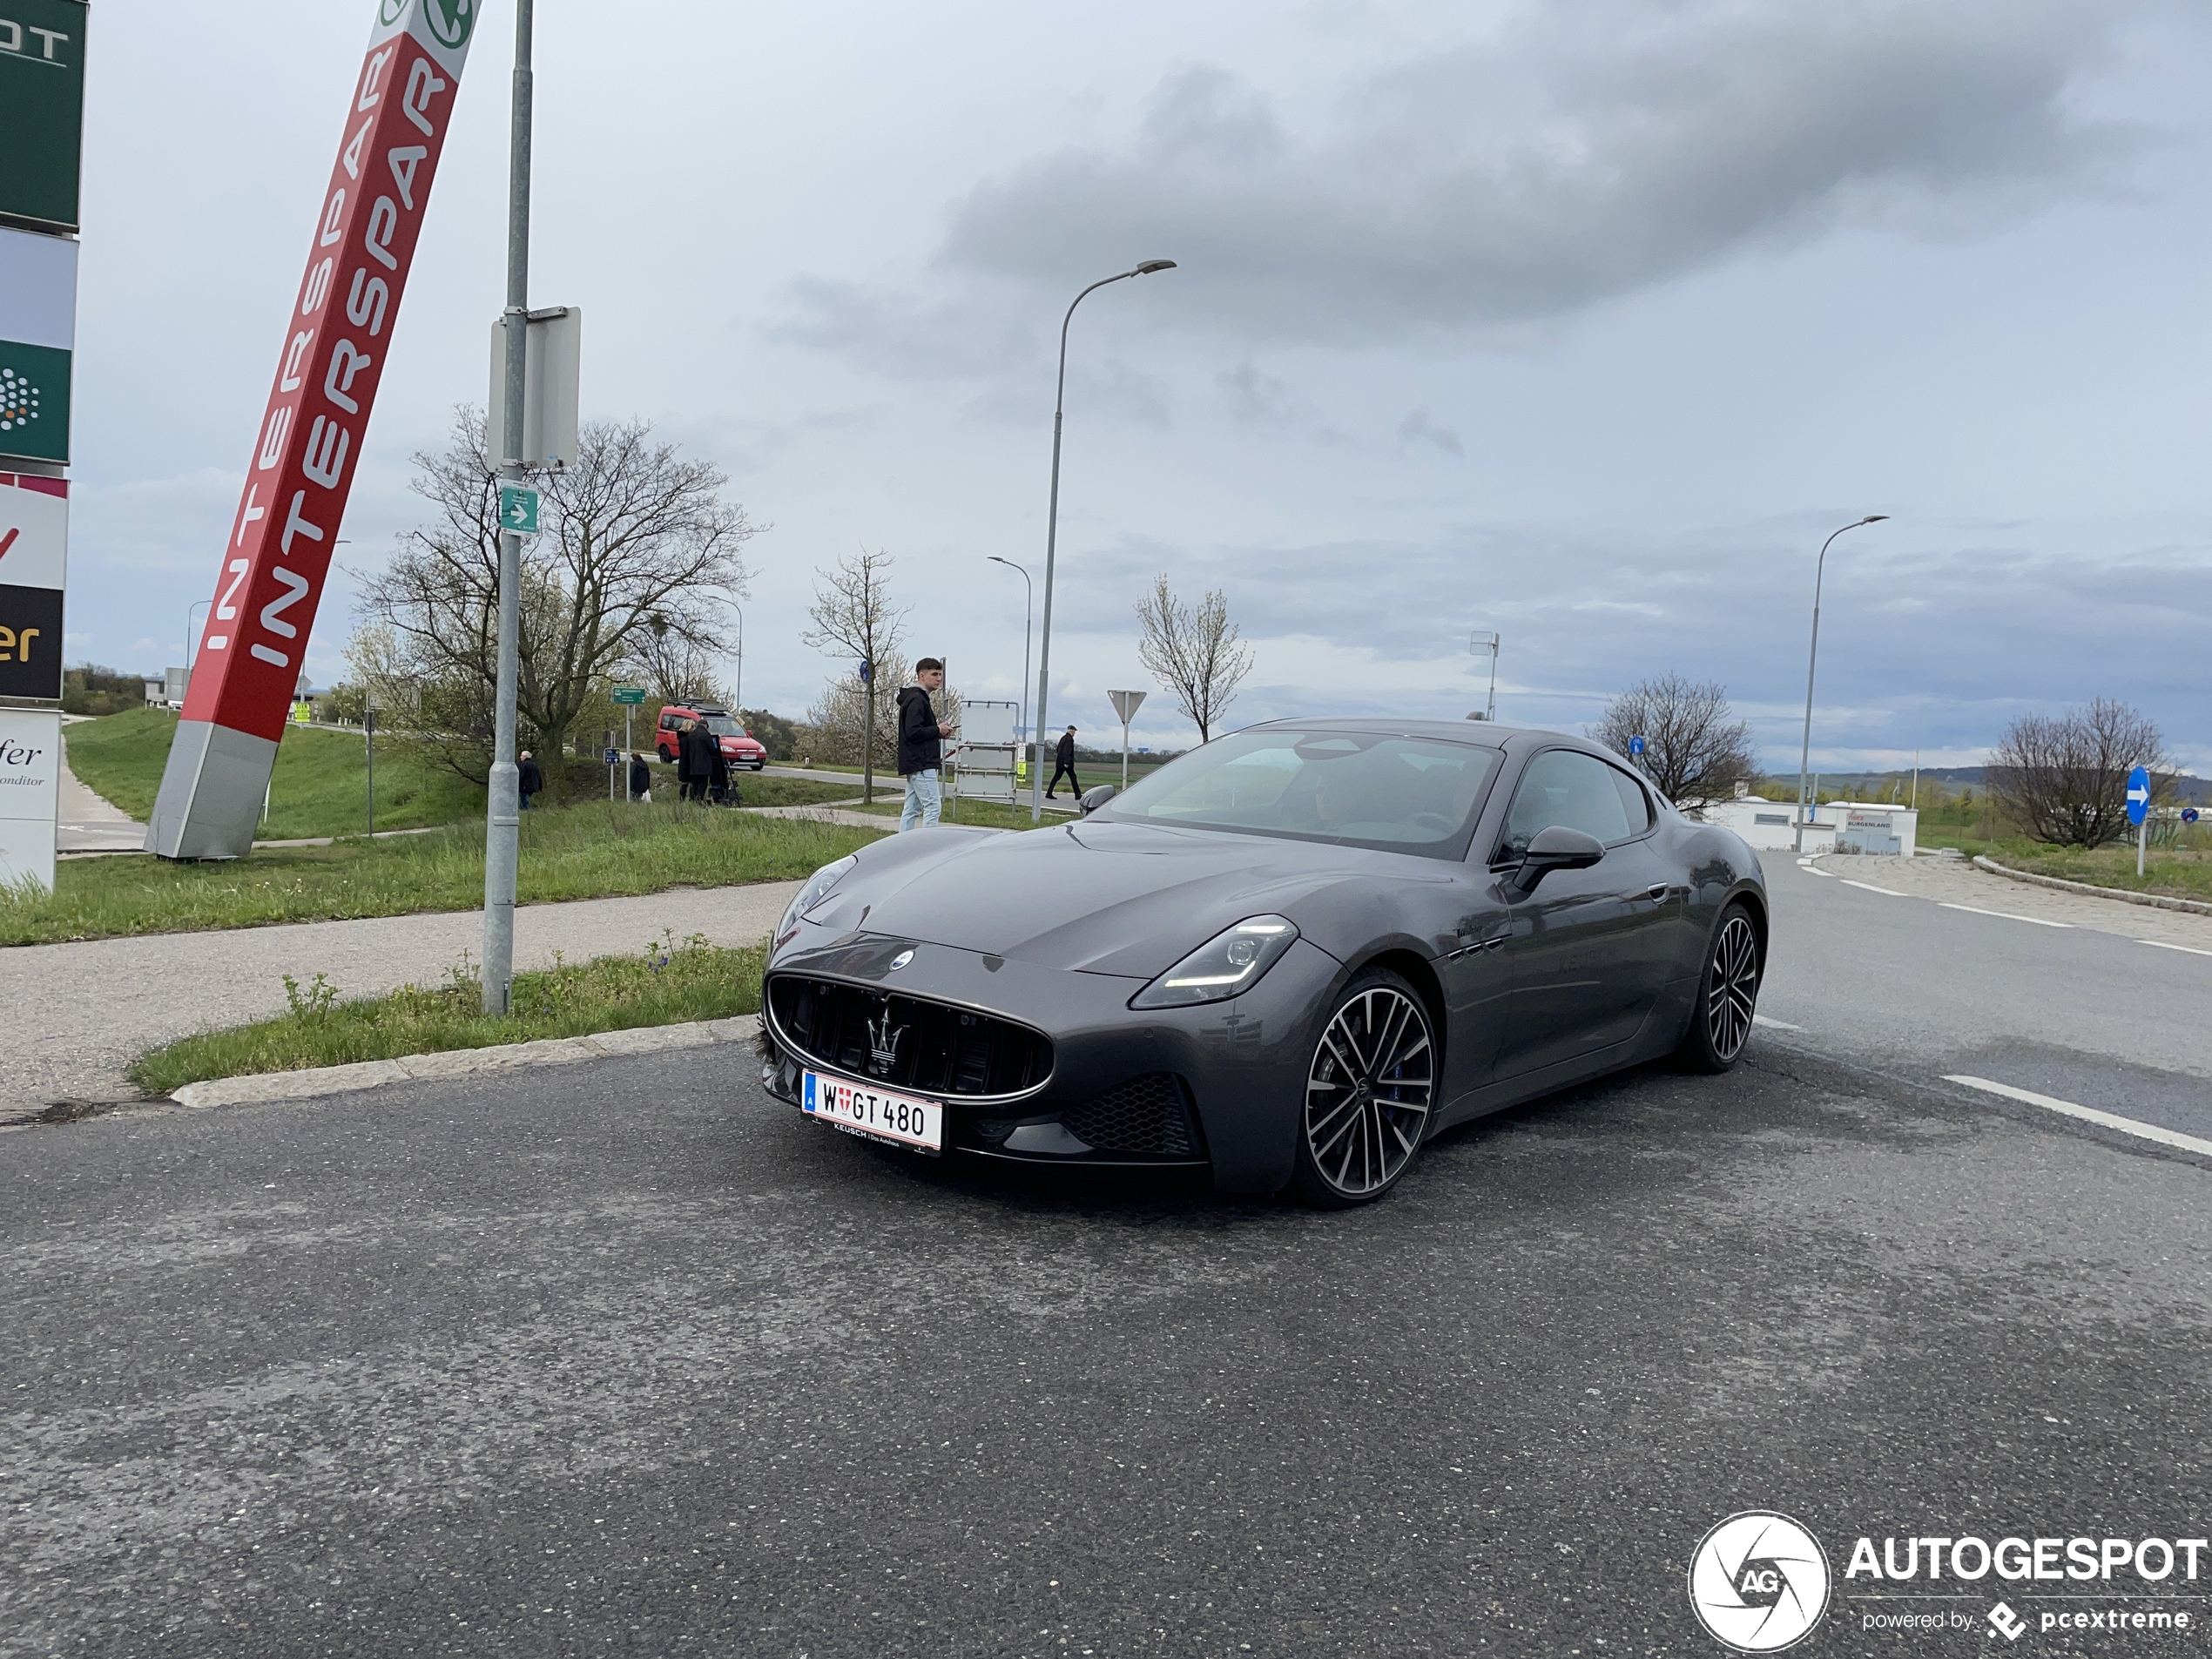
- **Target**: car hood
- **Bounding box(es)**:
[800,818,1454,977]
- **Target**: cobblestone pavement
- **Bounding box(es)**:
[1807,850,2212,949]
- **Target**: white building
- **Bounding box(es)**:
[1693,799,1918,857]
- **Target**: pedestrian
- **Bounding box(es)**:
[896,657,957,831]
[706,728,733,806]
[517,748,543,811]
[1044,725,1080,799]
[628,751,652,803]
[678,718,711,803]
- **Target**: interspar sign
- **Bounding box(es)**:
[147,0,479,860]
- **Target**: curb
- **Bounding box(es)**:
[1972,856,2212,918]
[166,1014,759,1112]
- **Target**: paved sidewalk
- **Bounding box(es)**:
[56,744,146,854]
[0,880,802,1116]
[1808,852,2212,949]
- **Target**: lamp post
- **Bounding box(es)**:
[1793,514,1890,852]
[988,556,1033,760]
[1029,260,1177,822]
[732,604,744,718]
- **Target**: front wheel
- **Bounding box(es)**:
[1290,969,1438,1209]
[1676,902,1762,1073]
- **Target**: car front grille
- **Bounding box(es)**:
[765,974,1052,1101]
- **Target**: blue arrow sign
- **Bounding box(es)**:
[1629,735,1647,758]
[2127,765,2151,827]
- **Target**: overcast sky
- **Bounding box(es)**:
[62,0,2212,772]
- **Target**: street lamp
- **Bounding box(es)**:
[1794,514,1890,851]
[1030,260,1177,821]
[988,556,1034,757]
[732,604,744,718]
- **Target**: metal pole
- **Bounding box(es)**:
[482,0,534,1015]
[2140,817,2148,878]
[624,703,633,791]
[988,557,1032,770]
[365,707,375,836]
[1031,262,1175,823]
[732,604,744,718]
[1793,516,1887,853]
[1121,715,1131,792]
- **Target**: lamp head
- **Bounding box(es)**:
[1133,260,1177,275]
[1862,514,1890,524]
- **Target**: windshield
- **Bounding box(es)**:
[704,718,743,738]
[1098,728,1500,857]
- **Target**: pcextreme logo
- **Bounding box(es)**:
[379,0,475,48]
[1688,1512,1832,1652]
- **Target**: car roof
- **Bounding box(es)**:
[1242,716,1584,751]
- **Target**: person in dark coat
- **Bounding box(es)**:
[628,752,652,802]
[706,730,733,806]
[517,750,544,811]
[678,719,710,802]
[1044,725,1080,799]
[896,658,957,830]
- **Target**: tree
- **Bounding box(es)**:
[625,617,729,710]
[1590,672,1758,811]
[1989,698,2169,848]
[354,408,759,792]
[1135,576,1254,745]
[801,547,907,802]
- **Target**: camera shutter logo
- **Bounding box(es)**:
[0,368,41,434]
[1688,1512,1831,1652]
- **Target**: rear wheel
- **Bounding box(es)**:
[1291,969,1437,1208]
[1677,902,1761,1073]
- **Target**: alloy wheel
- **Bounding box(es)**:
[1305,986,1435,1198]
[1707,914,1759,1062]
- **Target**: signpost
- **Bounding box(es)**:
[498,482,540,536]
[1468,631,1500,722]
[147,0,482,861]
[1108,689,1147,791]
[1629,734,1647,771]
[0,0,89,233]
[613,685,644,772]
[0,472,66,701]
[2128,764,2151,878]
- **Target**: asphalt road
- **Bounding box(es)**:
[5,856,2210,1657]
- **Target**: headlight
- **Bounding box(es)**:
[1130,915,1301,1009]
[775,854,858,946]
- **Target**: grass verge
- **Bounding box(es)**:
[128,932,765,1095]
[3,802,884,945]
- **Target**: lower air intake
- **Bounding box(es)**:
[1060,1073,1199,1157]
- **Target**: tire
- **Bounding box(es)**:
[1290,968,1439,1209]
[1677,902,1762,1074]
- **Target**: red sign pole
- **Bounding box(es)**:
[148,0,481,860]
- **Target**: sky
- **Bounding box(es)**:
[57,0,2212,773]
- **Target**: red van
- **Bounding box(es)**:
[655,704,768,770]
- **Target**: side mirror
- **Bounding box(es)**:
[1509,825,1605,894]
[1079,784,1119,816]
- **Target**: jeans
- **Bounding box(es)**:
[900,768,942,831]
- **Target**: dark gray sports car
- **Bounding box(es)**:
[759,719,1768,1206]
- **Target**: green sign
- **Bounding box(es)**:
[611,686,648,705]
[422,0,480,50]
[497,483,540,536]
[0,345,69,464]
[0,0,89,233]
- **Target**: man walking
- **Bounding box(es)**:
[517,749,543,812]
[896,658,957,831]
[1045,725,1080,799]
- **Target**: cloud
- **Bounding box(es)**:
[1395,407,1463,457]
[939,0,2141,346]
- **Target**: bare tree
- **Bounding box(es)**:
[1989,698,2170,847]
[624,617,729,709]
[1590,672,1758,811]
[801,547,907,802]
[354,408,759,791]
[1136,576,1254,745]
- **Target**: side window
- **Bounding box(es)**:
[1495,750,1634,860]
[1610,765,1653,836]
[659,711,677,731]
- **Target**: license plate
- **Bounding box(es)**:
[800,1070,944,1156]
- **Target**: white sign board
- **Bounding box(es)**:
[0,708,60,894]
[0,470,69,589]
[0,226,78,352]
[961,699,1019,746]
[486,307,583,470]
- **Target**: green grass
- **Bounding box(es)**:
[129,932,766,1095]
[1964,840,2212,902]
[66,708,486,840]
[2,802,885,945]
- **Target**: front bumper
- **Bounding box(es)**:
[759,929,1343,1192]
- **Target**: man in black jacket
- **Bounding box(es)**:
[628,752,652,802]
[895,658,956,830]
[517,750,543,811]
[1045,725,1080,799]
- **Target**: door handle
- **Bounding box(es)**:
[1646,883,1669,902]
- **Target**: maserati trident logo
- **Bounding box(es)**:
[867,1008,904,1076]
[888,949,914,971]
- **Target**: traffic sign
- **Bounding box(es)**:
[1629,735,1647,759]
[604,747,619,767]
[611,686,647,705]
[1108,689,1147,724]
[2186,808,2202,825]
[2127,765,2151,827]
[499,484,540,536]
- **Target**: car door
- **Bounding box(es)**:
[1490,749,1679,1081]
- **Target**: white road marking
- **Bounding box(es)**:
[1944,1075,2212,1160]
[1841,880,1907,897]
[1799,863,1834,879]
[2139,939,2212,959]
[1938,902,2072,928]
[1752,1015,1803,1030]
